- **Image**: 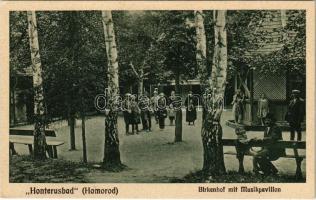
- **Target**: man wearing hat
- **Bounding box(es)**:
[252,113,285,175]
[286,90,305,141]
[122,93,132,135]
[151,90,160,124]
[157,92,167,129]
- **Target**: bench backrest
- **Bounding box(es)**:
[225,120,305,132]
[9,128,56,137]
[222,139,306,149]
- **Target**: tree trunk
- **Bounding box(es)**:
[69,114,76,150]
[27,11,47,160]
[174,72,182,142]
[194,10,208,122]
[67,12,80,150]
[81,113,87,163]
[101,11,123,169]
[138,67,144,97]
[194,10,208,84]
[200,10,227,176]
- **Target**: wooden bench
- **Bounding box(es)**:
[222,139,306,180]
[9,128,64,158]
[225,120,306,131]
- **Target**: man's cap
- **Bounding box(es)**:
[292,89,300,94]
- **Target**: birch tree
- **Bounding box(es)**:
[194,11,208,85]
[101,11,123,169]
[200,10,227,177]
[27,11,47,160]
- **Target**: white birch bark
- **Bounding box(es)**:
[194,10,208,84]
[101,11,122,168]
[27,11,47,160]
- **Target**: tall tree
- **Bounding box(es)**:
[101,11,123,169]
[27,11,47,160]
[194,10,208,85]
[194,10,209,122]
[36,11,107,154]
[156,11,197,142]
[201,10,227,177]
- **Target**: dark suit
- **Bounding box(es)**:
[253,124,285,175]
[287,98,305,140]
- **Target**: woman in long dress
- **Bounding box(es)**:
[257,93,269,125]
[231,89,244,124]
[130,95,141,134]
[157,93,167,130]
[185,91,197,125]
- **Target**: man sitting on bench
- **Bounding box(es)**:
[252,113,286,175]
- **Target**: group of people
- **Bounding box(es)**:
[232,88,305,141]
[121,89,200,135]
[235,113,284,176]
[234,89,305,176]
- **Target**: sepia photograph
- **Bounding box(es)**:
[8,9,307,183]
[1,1,315,198]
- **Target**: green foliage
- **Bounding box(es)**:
[113,11,158,91]
[10,11,107,121]
[10,12,31,72]
[9,10,306,121]
[226,10,306,77]
[251,10,306,75]
[155,11,197,82]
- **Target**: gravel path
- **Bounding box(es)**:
[12,110,306,183]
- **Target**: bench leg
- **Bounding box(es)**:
[53,146,58,159]
[10,142,18,155]
[293,146,303,180]
[235,143,245,174]
[236,154,245,174]
[46,145,54,158]
[295,157,303,180]
[28,144,33,155]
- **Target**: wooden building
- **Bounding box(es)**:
[236,10,305,126]
[10,66,33,126]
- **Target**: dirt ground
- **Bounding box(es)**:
[12,110,306,183]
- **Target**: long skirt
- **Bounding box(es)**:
[186,107,197,122]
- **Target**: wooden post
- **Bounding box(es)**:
[53,146,58,158]
[28,144,33,155]
[46,145,53,158]
[249,69,254,125]
[293,144,303,180]
[235,141,245,174]
[81,114,87,163]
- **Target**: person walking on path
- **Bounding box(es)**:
[251,113,285,176]
[257,93,269,125]
[130,95,141,134]
[168,91,177,126]
[157,93,167,130]
[202,88,212,122]
[185,91,197,126]
[231,89,244,124]
[151,90,159,124]
[122,93,132,135]
[168,104,175,126]
[285,90,305,141]
[139,92,152,132]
